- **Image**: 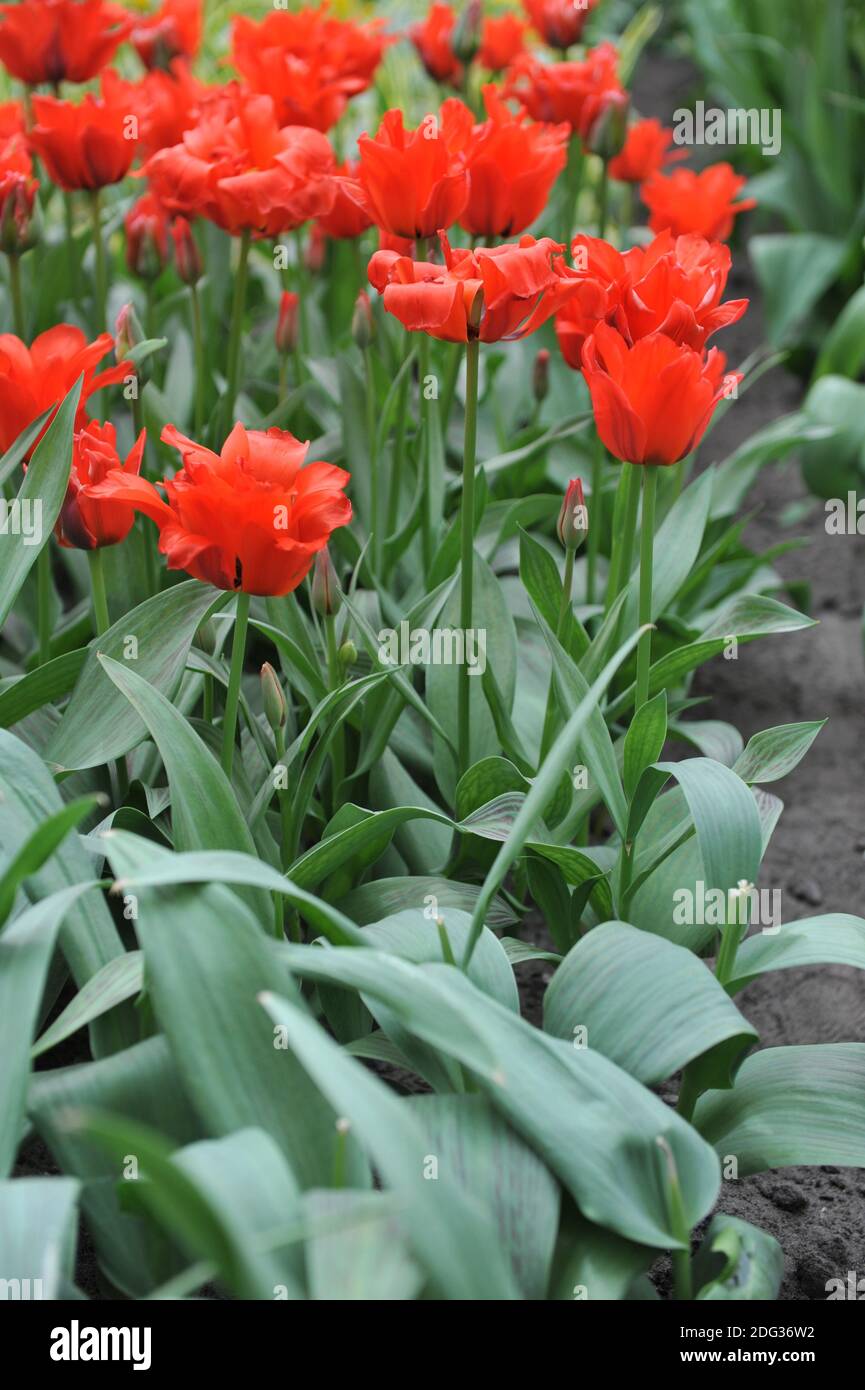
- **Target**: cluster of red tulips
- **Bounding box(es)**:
[0,0,758,770]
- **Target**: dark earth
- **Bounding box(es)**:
[15,43,865,1305]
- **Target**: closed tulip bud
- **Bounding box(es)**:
[276,291,299,355]
[115,302,145,363]
[586,91,631,162]
[170,216,202,286]
[533,348,550,404]
[338,639,357,670]
[260,661,287,732]
[311,547,342,617]
[0,177,39,256]
[557,478,587,550]
[453,0,483,65]
[351,290,374,349]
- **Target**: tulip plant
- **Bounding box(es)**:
[0,0,863,1309]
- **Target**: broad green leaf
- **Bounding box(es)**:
[623,690,667,800]
[800,374,865,499]
[0,1177,80,1300]
[693,1214,783,1301]
[32,951,144,1059]
[338,875,518,930]
[543,922,757,1089]
[260,990,519,1300]
[46,581,221,771]
[0,884,98,1176]
[727,914,865,993]
[732,720,825,784]
[750,233,846,345]
[549,1209,653,1302]
[694,1044,865,1173]
[0,649,86,729]
[360,907,518,1012]
[0,378,81,629]
[303,1189,421,1301]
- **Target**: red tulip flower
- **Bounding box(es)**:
[411,3,462,87]
[316,160,374,240]
[0,127,38,254]
[369,231,579,344]
[506,43,627,145]
[556,229,748,367]
[133,64,211,159]
[28,84,137,192]
[131,0,202,71]
[581,322,738,467]
[0,102,23,138]
[89,422,352,596]
[0,0,130,87]
[275,290,300,355]
[446,86,569,239]
[357,108,469,241]
[56,420,146,550]
[479,14,528,72]
[125,192,171,280]
[522,0,598,51]
[0,325,127,454]
[608,117,685,183]
[142,90,336,237]
[231,8,390,133]
[641,163,756,242]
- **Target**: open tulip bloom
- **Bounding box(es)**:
[1,0,864,1319]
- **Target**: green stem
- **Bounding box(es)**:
[586,433,604,605]
[36,544,52,665]
[596,161,609,240]
[364,345,380,574]
[457,337,480,778]
[675,1066,701,1124]
[221,591,250,779]
[539,546,576,762]
[635,466,657,712]
[562,136,584,246]
[325,613,345,813]
[384,350,410,571]
[87,547,110,636]
[63,191,76,301]
[8,254,24,338]
[190,281,206,438]
[658,1137,693,1301]
[418,331,433,572]
[604,463,640,611]
[224,228,251,432]
[90,191,107,331]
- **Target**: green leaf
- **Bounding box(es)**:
[623,690,667,801]
[0,408,51,487]
[0,794,102,927]
[0,884,98,1176]
[338,875,518,931]
[0,377,81,629]
[0,732,132,1056]
[271,946,721,1249]
[750,233,846,345]
[32,951,144,1059]
[733,720,825,784]
[97,655,270,922]
[543,921,757,1089]
[694,1044,865,1173]
[519,528,589,664]
[813,282,865,380]
[800,374,865,499]
[303,1189,421,1301]
[0,649,86,729]
[727,914,865,993]
[98,831,369,1190]
[46,581,221,771]
[259,990,519,1300]
[693,1213,783,1301]
[407,1094,560,1299]
[0,1177,80,1299]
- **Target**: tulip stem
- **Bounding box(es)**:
[325,612,345,813]
[418,331,433,571]
[364,345,380,574]
[87,548,110,636]
[189,281,206,438]
[635,465,657,712]
[457,336,480,778]
[562,137,584,246]
[36,545,52,666]
[224,228,251,434]
[538,545,576,763]
[90,191,107,331]
[596,161,609,240]
[586,432,604,605]
[605,462,640,611]
[385,348,411,573]
[221,590,250,780]
[8,254,24,338]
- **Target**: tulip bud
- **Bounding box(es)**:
[351,291,374,349]
[115,302,145,362]
[586,92,631,162]
[311,548,342,617]
[260,661,287,732]
[453,0,483,65]
[0,177,39,256]
[276,291,299,355]
[338,639,357,670]
[170,217,202,286]
[557,478,588,550]
[305,221,327,273]
[533,349,550,404]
